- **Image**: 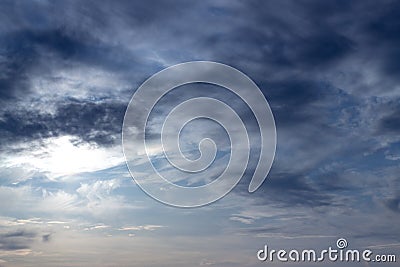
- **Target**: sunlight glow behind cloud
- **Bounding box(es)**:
[3,136,124,179]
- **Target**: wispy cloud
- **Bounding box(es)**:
[118,225,164,231]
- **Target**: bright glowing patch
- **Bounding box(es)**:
[3,136,123,179]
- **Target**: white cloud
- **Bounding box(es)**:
[118,225,164,231]
[229,216,254,225]
[77,179,121,199]
[1,135,124,180]
[84,224,110,231]
[25,65,132,115]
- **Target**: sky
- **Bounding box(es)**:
[0,0,400,266]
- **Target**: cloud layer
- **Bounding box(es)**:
[0,0,399,266]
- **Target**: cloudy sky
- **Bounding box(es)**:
[0,0,400,266]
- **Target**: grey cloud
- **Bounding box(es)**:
[364,1,400,80]
[0,230,36,251]
[384,197,400,213]
[0,99,126,146]
[42,233,51,242]
[377,107,400,135]
[0,27,145,101]
[234,169,334,208]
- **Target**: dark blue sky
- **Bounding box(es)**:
[0,1,399,266]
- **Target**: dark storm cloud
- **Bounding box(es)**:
[0,99,126,146]
[229,77,359,207]
[0,27,144,102]
[376,100,400,135]
[0,0,196,148]
[294,32,354,67]
[196,0,356,75]
[364,1,400,79]
[384,197,400,213]
[55,99,127,145]
[379,112,400,134]
[0,31,37,101]
[265,79,334,126]
[215,1,400,212]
